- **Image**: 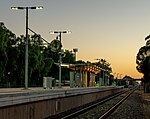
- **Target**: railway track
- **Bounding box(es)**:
[61,87,136,119]
[98,87,136,119]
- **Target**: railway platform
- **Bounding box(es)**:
[0,86,124,119]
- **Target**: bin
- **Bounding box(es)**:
[43,77,54,89]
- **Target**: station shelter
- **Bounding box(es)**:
[69,63,110,88]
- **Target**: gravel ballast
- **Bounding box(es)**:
[108,90,150,119]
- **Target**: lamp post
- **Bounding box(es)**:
[119,74,123,79]
[116,73,119,79]
[50,31,71,88]
[11,6,43,89]
[95,58,102,86]
[73,48,78,61]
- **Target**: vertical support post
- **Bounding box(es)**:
[59,32,62,88]
[11,6,43,89]
[50,31,71,88]
[84,71,87,87]
[99,71,101,87]
[25,7,28,89]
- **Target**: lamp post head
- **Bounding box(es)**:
[11,6,43,10]
[34,6,44,10]
[63,31,72,34]
[73,48,78,53]
[49,31,72,34]
[49,31,55,34]
[11,7,24,10]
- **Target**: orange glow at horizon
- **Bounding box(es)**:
[77,51,143,79]
[1,0,148,80]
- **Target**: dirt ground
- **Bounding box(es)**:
[141,91,150,119]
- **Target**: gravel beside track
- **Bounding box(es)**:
[73,89,130,119]
[107,90,150,119]
[72,88,150,119]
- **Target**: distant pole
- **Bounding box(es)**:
[25,7,28,89]
[95,58,101,86]
[116,73,119,79]
[59,32,62,88]
[50,31,71,88]
[11,6,43,89]
[73,48,78,61]
[120,74,122,79]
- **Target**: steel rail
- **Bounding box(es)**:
[98,87,136,119]
[61,89,130,119]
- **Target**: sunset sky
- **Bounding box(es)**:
[1,0,149,79]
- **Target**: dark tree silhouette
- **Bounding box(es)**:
[136,37,150,93]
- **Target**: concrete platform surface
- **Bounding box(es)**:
[0,86,122,107]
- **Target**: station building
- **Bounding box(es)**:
[69,62,111,88]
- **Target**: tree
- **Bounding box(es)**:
[0,23,77,87]
[94,59,112,73]
[0,22,16,87]
[28,34,45,86]
[136,37,150,93]
[61,50,75,81]
[63,50,75,64]
[42,44,59,80]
